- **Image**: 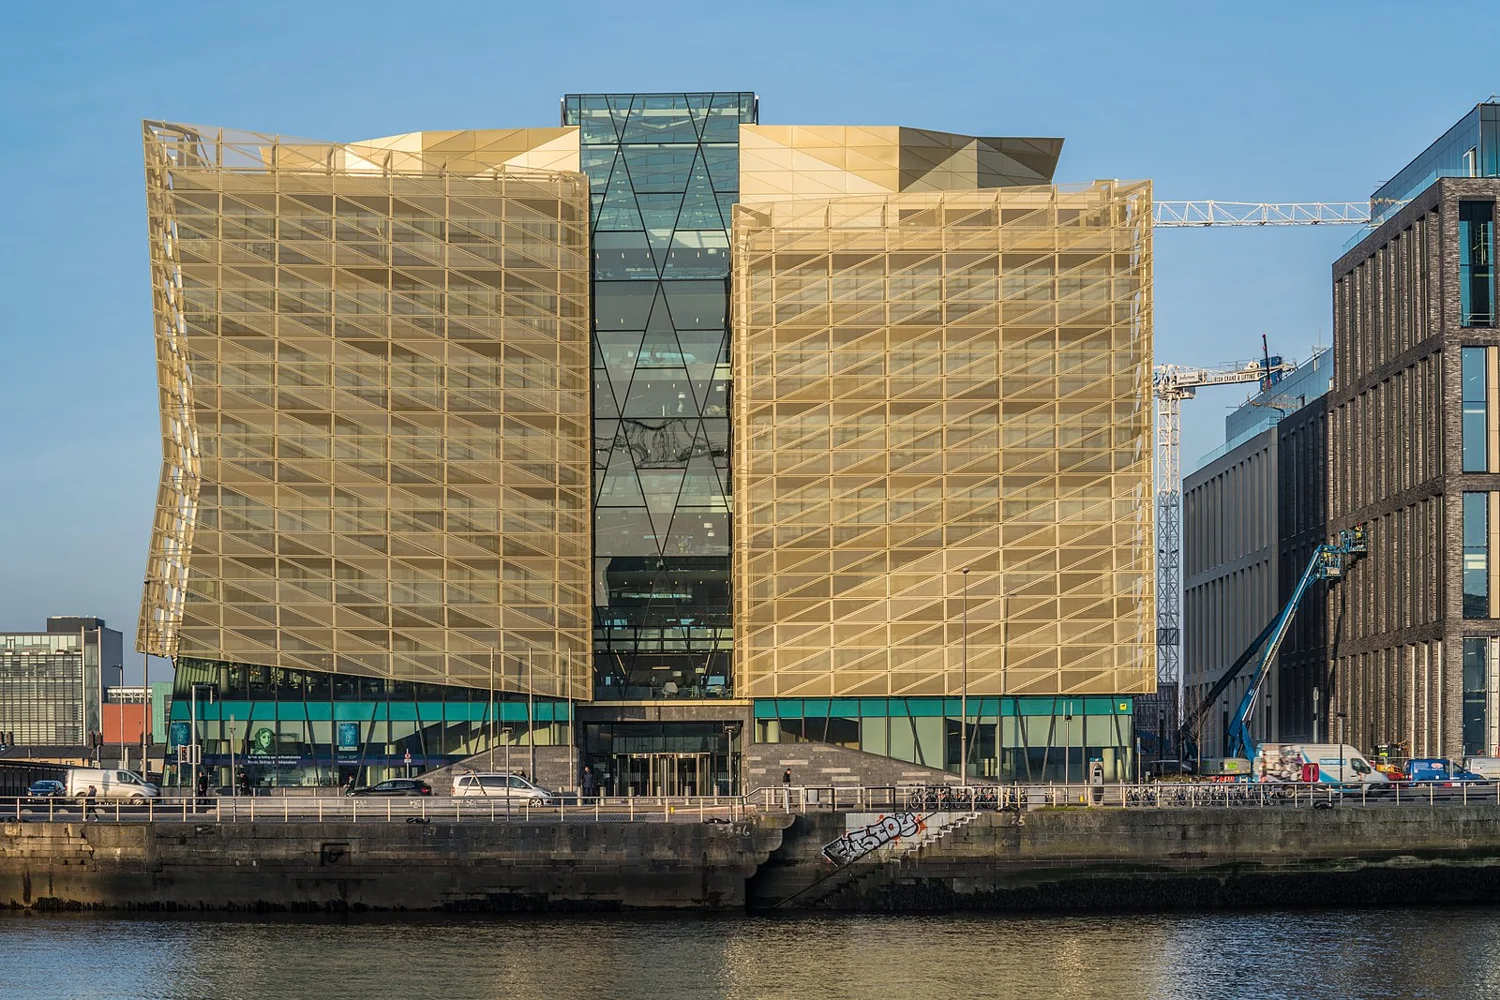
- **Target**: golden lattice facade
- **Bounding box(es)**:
[137,123,592,698]
[732,148,1154,699]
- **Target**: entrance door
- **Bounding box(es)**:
[616,753,711,796]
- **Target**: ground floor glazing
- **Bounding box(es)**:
[166,658,569,788]
[754,696,1137,783]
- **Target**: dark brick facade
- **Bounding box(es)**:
[1277,395,1329,740]
[1330,177,1500,758]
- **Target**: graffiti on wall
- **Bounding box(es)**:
[821,813,926,866]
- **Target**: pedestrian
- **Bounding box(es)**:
[581,766,597,803]
[519,769,527,782]
[196,770,209,798]
[85,784,97,820]
[237,767,251,797]
[343,774,356,796]
[783,768,792,787]
[782,767,792,811]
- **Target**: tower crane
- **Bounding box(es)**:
[1152,357,1297,724]
[1146,201,1369,741]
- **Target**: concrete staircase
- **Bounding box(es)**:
[775,810,980,909]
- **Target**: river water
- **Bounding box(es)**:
[4,908,1496,999]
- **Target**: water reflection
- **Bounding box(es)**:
[3,908,1498,1000]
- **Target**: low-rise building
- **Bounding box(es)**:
[0,617,123,747]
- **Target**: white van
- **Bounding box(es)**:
[64,768,159,802]
[451,772,552,804]
[1256,743,1391,789]
[1464,757,1500,779]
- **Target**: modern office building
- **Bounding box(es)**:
[0,618,124,747]
[1182,350,1331,756]
[140,95,1155,789]
[1330,102,1500,760]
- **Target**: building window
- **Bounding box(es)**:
[1464,492,1490,619]
[1464,637,1488,756]
[1460,201,1494,328]
[1464,347,1489,472]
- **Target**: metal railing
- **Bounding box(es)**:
[1,793,747,825]
[749,780,1500,813]
[8,780,1500,825]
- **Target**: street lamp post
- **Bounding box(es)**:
[1337,711,1348,783]
[960,567,970,784]
[565,650,576,793]
[141,651,149,774]
[528,651,536,780]
[489,648,496,772]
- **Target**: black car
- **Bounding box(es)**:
[26,780,64,802]
[345,779,431,797]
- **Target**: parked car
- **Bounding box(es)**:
[345,779,432,797]
[26,779,64,801]
[451,772,553,803]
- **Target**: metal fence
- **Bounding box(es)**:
[749,780,1500,813]
[1,793,747,825]
[7,780,1500,825]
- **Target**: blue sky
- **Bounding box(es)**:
[0,1,1491,681]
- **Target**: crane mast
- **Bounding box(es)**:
[1152,359,1296,725]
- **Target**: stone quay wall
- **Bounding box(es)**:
[0,815,791,913]
[751,805,1500,910]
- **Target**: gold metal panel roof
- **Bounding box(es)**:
[740,125,1064,200]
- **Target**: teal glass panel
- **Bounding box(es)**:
[830,698,859,717]
[859,698,889,716]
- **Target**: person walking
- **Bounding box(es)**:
[85,784,97,820]
[782,767,792,811]
[196,770,209,798]
[581,766,597,803]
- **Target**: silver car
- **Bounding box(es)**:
[451,772,552,803]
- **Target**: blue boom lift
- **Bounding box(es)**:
[1178,525,1367,763]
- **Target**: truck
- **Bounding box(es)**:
[1255,743,1392,790]
[63,767,159,803]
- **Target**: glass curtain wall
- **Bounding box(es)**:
[167,658,569,788]
[563,93,757,700]
[754,696,1135,782]
[0,634,85,745]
